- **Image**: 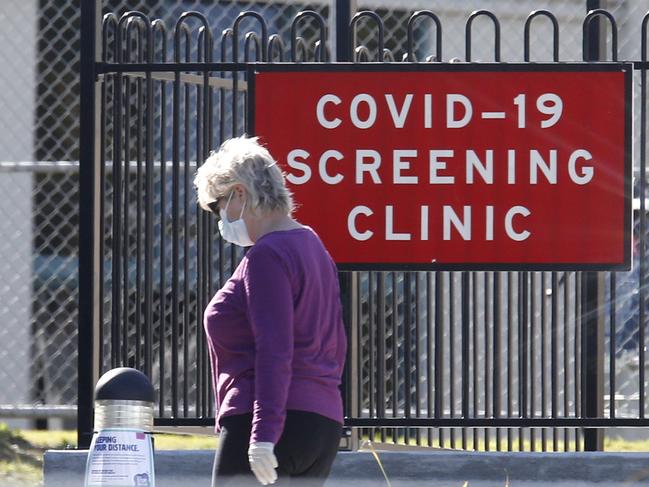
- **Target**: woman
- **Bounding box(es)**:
[194,135,347,486]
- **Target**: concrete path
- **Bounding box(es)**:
[44,449,649,486]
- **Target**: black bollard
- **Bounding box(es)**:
[84,368,156,487]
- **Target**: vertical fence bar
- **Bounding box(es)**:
[367,273,375,440]
[564,272,570,451]
[219,29,231,284]
[121,14,150,372]
[461,271,469,449]
[391,272,399,443]
[530,273,537,451]
[575,273,581,450]
[551,273,559,449]
[195,36,204,418]
[114,18,125,368]
[484,272,491,450]
[507,272,514,450]
[78,0,102,448]
[196,26,211,417]
[377,272,386,443]
[493,272,502,451]
[404,273,412,445]
[99,34,107,371]
[582,3,611,450]
[472,273,478,449]
[121,20,132,368]
[434,272,443,446]
[143,17,154,380]
[105,14,122,372]
[152,19,167,417]
[609,274,616,422]
[340,271,359,450]
[355,274,363,441]
[415,274,422,445]
[520,272,529,450]
[204,47,215,417]
[100,15,116,373]
[335,0,354,62]
[171,21,188,418]
[541,273,548,451]
[640,12,649,422]
[233,13,267,137]
[135,22,144,372]
[182,33,191,416]
[450,273,456,449]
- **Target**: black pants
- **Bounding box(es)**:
[212,410,342,487]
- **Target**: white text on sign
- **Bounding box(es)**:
[315,93,564,129]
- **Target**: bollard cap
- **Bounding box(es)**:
[95,367,155,403]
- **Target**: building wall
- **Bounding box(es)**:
[0,0,36,161]
[0,0,37,428]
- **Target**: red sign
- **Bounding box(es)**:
[250,65,632,270]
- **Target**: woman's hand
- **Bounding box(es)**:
[248,442,278,485]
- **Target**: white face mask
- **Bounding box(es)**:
[218,192,254,247]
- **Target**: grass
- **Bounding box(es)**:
[361,430,649,452]
[0,424,44,487]
[0,459,42,487]
[20,429,217,451]
[604,437,649,452]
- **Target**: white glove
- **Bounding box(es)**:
[248,441,278,485]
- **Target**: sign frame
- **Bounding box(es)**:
[247,62,633,271]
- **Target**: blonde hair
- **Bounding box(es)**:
[194,135,294,214]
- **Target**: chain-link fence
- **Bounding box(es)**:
[4,0,649,438]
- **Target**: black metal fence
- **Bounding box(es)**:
[79,0,649,451]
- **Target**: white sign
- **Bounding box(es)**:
[85,429,154,487]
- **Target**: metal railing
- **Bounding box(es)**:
[79,1,649,451]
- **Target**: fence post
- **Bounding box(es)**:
[582,273,605,451]
[582,0,606,452]
[78,0,103,449]
[334,0,359,452]
[339,272,359,450]
[334,0,355,61]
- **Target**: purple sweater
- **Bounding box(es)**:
[204,227,347,444]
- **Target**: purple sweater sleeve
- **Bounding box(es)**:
[243,245,294,444]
